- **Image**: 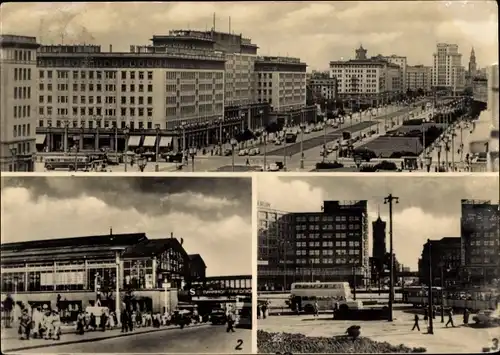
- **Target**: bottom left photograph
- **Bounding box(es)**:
[0,176,253,354]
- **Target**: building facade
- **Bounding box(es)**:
[432,43,466,92]
[371,215,387,271]
[0,35,40,171]
[406,65,432,92]
[418,237,461,288]
[460,199,500,286]
[381,55,407,92]
[307,77,338,101]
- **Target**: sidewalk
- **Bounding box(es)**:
[1,323,207,352]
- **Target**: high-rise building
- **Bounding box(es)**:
[406,65,432,92]
[0,35,40,171]
[460,199,500,285]
[418,237,461,287]
[468,47,477,77]
[372,214,387,263]
[432,43,466,92]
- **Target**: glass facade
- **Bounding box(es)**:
[123,259,153,289]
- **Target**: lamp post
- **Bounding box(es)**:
[437,144,442,171]
[263,131,268,171]
[322,117,327,160]
[443,137,450,171]
[180,122,187,160]
[95,117,102,152]
[384,194,399,322]
[427,239,434,334]
[299,122,306,170]
[155,124,161,172]
[63,119,70,153]
[230,138,238,172]
[189,147,197,172]
[123,126,129,172]
[114,120,119,155]
[451,131,456,171]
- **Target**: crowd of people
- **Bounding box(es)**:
[17,305,62,341]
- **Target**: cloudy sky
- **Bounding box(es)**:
[258,175,499,270]
[0,1,497,70]
[1,177,252,276]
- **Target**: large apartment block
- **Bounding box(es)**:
[406,65,432,92]
[432,43,466,91]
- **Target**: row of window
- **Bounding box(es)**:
[13,87,32,100]
[13,68,32,81]
[296,258,359,265]
[13,50,33,62]
[13,105,32,119]
[469,257,496,264]
[39,119,161,130]
[13,123,32,138]
[296,215,361,222]
[469,240,498,246]
[39,106,153,118]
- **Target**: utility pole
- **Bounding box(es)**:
[427,239,434,334]
[384,194,399,322]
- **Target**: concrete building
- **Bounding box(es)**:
[0,35,40,171]
[381,55,407,92]
[257,201,294,291]
[307,77,338,101]
[460,199,500,286]
[432,43,466,93]
[406,65,432,92]
[418,237,461,288]
[329,46,401,106]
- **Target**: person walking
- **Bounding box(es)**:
[446,308,455,328]
[226,311,235,333]
[463,308,470,325]
[313,301,319,317]
[411,314,420,332]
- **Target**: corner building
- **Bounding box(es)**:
[35,44,225,152]
[0,35,40,171]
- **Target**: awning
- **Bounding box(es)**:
[35,134,46,145]
[159,136,173,147]
[128,136,141,147]
[142,136,156,147]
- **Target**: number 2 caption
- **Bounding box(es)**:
[234,339,243,350]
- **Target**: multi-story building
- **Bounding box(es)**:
[0,35,40,171]
[460,199,500,285]
[468,47,477,78]
[257,201,294,291]
[291,200,369,287]
[329,46,401,107]
[35,43,226,152]
[307,77,338,101]
[418,237,461,288]
[381,55,407,92]
[432,43,466,93]
[406,65,432,92]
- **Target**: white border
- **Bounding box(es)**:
[251,172,258,354]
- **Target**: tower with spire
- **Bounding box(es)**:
[355,44,367,60]
[468,47,477,77]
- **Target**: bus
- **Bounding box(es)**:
[285,132,297,143]
[44,156,90,171]
[290,282,363,314]
[235,295,251,328]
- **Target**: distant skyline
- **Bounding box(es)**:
[0,1,497,70]
[1,177,252,276]
[258,175,499,270]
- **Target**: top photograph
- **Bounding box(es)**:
[1,1,498,173]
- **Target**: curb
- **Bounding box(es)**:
[3,323,209,352]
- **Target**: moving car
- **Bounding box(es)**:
[210,308,227,325]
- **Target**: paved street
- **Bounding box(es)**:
[3,324,251,353]
[258,311,497,354]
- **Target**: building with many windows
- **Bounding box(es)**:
[381,55,407,92]
[406,65,432,92]
[418,237,461,288]
[0,35,40,171]
[34,43,226,152]
[460,199,500,286]
[307,76,338,101]
[432,43,466,92]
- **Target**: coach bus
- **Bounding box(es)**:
[235,295,251,328]
[44,156,90,171]
[290,282,363,314]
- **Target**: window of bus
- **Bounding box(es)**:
[1,272,25,292]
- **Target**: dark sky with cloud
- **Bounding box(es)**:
[258,175,499,270]
[0,1,497,70]
[1,177,252,276]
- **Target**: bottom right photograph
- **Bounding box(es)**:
[256,174,499,354]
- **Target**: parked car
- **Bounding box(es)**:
[224,149,232,156]
[473,309,500,326]
[210,308,227,325]
[238,149,248,156]
[268,163,280,171]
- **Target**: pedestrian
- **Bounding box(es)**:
[463,308,470,325]
[262,303,267,319]
[120,310,129,333]
[52,310,61,340]
[314,301,319,317]
[423,307,428,321]
[100,310,107,332]
[446,308,455,328]
[257,304,261,319]
[127,310,134,331]
[411,314,420,331]
[44,310,54,340]
[226,312,235,333]
[76,311,85,335]
[89,313,96,331]
[432,305,436,319]
[19,309,32,340]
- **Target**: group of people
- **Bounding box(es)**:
[411,306,471,332]
[18,306,62,341]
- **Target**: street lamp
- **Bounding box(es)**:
[299,122,306,169]
[137,154,147,172]
[262,130,268,171]
[230,138,238,172]
[438,262,451,323]
[123,126,129,172]
[443,137,450,171]
[384,194,399,322]
[189,147,197,172]
[155,124,161,172]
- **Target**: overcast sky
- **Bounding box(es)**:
[258,175,499,270]
[1,177,252,276]
[0,1,497,70]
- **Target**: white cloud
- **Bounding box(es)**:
[1,187,251,276]
[164,192,238,211]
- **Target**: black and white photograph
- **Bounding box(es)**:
[0,1,497,173]
[0,176,252,353]
[257,175,499,354]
